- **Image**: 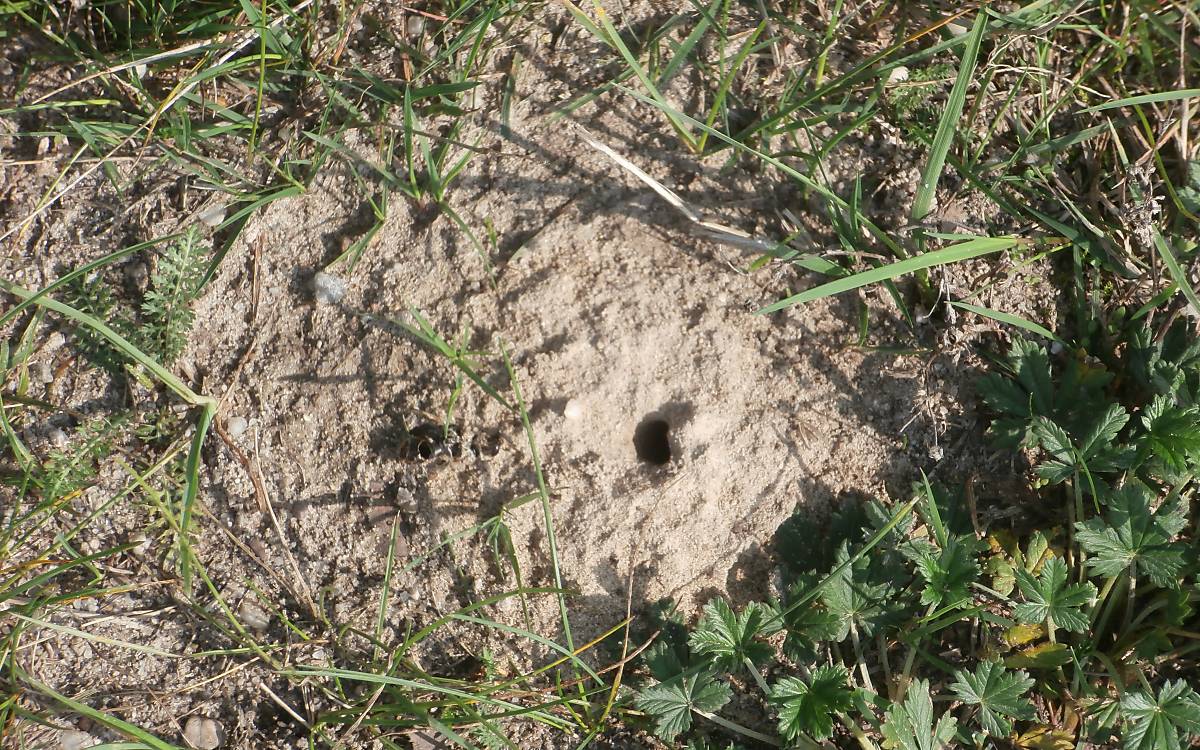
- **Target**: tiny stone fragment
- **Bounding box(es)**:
[130,533,151,556]
[238,599,270,632]
[58,729,97,750]
[48,427,69,448]
[563,398,584,421]
[225,415,248,438]
[197,204,226,228]
[312,271,347,305]
[182,716,223,750]
[35,361,53,384]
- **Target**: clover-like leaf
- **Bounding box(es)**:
[881,679,958,750]
[635,672,732,742]
[949,661,1035,736]
[688,599,780,672]
[768,664,853,741]
[1076,483,1187,589]
[1120,680,1200,750]
[1014,556,1095,633]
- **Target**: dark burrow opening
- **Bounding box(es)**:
[634,416,672,465]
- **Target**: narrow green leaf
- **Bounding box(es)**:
[1084,88,1200,113]
[949,301,1062,342]
[757,236,1025,314]
[911,12,988,223]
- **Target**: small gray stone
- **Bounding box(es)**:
[182,716,223,750]
[312,271,347,305]
[225,416,248,438]
[197,204,227,228]
[35,361,53,384]
[238,599,270,632]
[47,427,69,448]
[58,729,97,750]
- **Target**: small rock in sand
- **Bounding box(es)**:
[312,271,347,305]
[238,599,270,632]
[58,729,97,750]
[225,416,248,438]
[182,716,223,750]
[47,427,69,448]
[197,204,227,228]
[563,398,584,421]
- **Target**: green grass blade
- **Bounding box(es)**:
[1152,232,1200,316]
[757,236,1026,314]
[1083,88,1200,112]
[590,3,696,150]
[16,670,184,750]
[949,301,1063,342]
[911,11,987,224]
[0,280,212,407]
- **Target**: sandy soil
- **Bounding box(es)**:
[0,3,1066,748]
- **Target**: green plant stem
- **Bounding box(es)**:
[693,709,782,747]
[837,710,878,750]
[744,657,770,695]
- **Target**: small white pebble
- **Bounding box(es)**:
[238,600,270,632]
[886,65,910,84]
[35,361,53,384]
[1050,341,1064,355]
[183,717,223,750]
[58,729,97,750]
[563,399,584,421]
[225,416,248,438]
[945,21,968,36]
[406,15,425,36]
[197,204,226,228]
[48,427,69,448]
[312,271,347,305]
[131,533,151,556]
[46,332,66,351]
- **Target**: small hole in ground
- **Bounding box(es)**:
[634,417,672,465]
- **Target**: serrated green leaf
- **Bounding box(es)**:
[1120,680,1200,750]
[881,679,958,750]
[1014,557,1095,633]
[1032,417,1074,461]
[822,543,906,639]
[636,672,732,742]
[688,599,780,672]
[1075,483,1187,588]
[914,534,980,608]
[949,662,1035,736]
[1141,395,1200,473]
[782,600,843,663]
[1078,403,1129,459]
[769,665,853,741]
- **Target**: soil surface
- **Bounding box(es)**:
[1,3,1065,748]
